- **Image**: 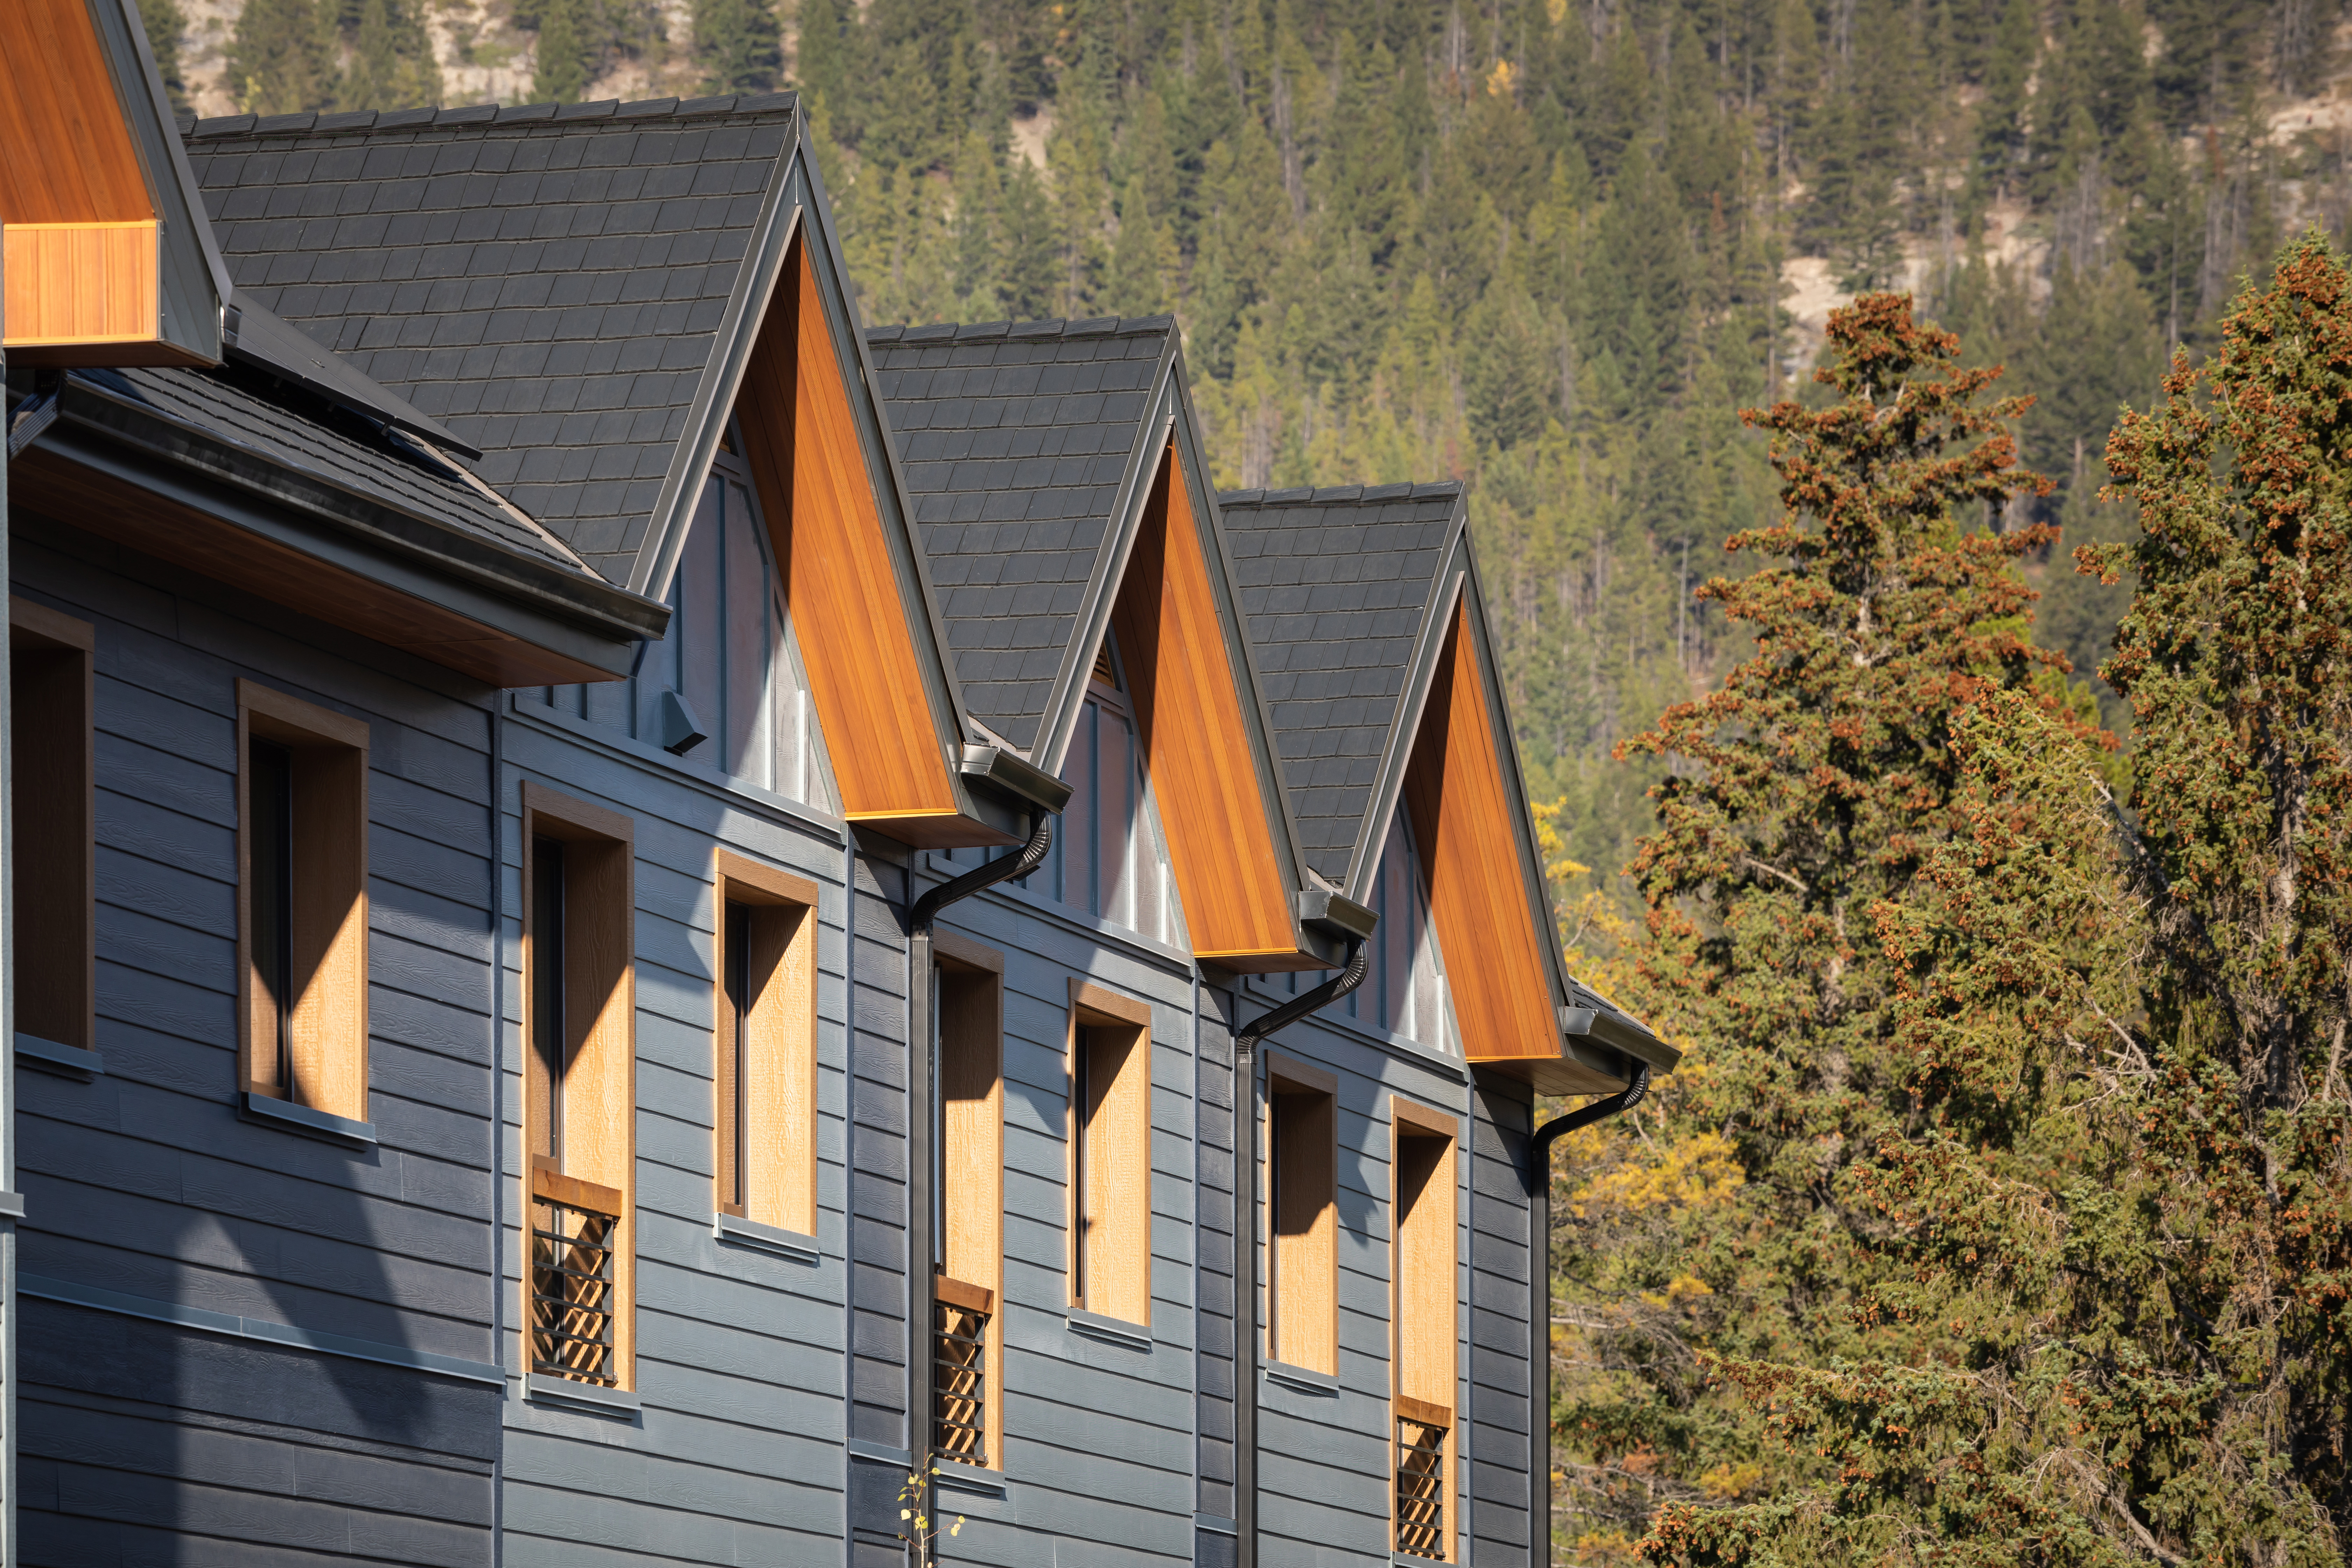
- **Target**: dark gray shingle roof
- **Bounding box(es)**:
[183,94,797,580]
[1218,483,1462,885]
[72,362,592,574]
[868,316,1172,753]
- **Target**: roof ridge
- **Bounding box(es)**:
[865,314,1175,344]
[183,91,797,140]
[1218,479,1463,507]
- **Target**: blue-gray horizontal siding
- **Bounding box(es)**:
[496,711,856,1567]
[9,521,503,1567]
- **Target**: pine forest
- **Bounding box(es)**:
[164,0,2352,1560]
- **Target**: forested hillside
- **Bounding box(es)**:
[172,4,2352,1559]
[187,0,2352,930]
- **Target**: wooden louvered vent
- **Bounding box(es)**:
[933,1274,995,1465]
[530,1161,622,1385]
[1394,1394,1450,1559]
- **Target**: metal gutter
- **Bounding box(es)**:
[1228,942,1369,1568]
[1526,1065,1652,1564]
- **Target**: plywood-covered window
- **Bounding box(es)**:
[524,783,636,1390]
[1392,1098,1460,1562]
[1267,1054,1338,1377]
[10,598,94,1057]
[237,680,369,1125]
[935,933,1004,1468]
[1067,979,1153,1327]
[713,850,819,1236]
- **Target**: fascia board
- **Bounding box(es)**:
[626,154,800,604]
[91,0,229,362]
[27,412,645,678]
[1343,497,1474,898]
[50,371,667,646]
[1033,338,1182,778]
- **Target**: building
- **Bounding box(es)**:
[2,13,1674,1563]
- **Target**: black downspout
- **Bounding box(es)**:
[1230,940,1368,1568]
[905,816,1054,1534]
[1525,1063,1651,1567]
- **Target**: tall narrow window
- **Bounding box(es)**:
[10,598,94,1064]
[236,681,369,1127]
[1392,1099,1460,1562]
[1067,980,1153,1327]
[934,934,1003,1469]
[1267,1055,1338,1376]
[1030,648,1171,940]
[523,784,636,1391]
[1360,813,1446,1046]
[711,850,819,1237]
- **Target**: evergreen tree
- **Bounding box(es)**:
[695,0,781,94]
[530,0,589,103]
[229,0,336,116]
[338,0,442,113]
[138,0,192,119]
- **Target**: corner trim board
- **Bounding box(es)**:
[19,1274,504,1383]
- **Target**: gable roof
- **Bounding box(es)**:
[1220,484,1674,1089]
[1217,482,1462,888]
[867,316,1173,754]
[184,94,801,583]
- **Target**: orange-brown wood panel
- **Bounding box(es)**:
[1391,1099,1459,1563]
[0,1,151,225]
[713,850,819,1236]
[1066,978,1153,1328]
[2,221,159,349]
[10,457,624,687]
[1108,447,1298,966]
[1403,602,1560,1070]
[237,680,371,1123]
[939,936,1005,1465]
[523,783,638,1388]
[735,231,967,841]
[10,599,96,1052]
[1267,1055,1337,1376]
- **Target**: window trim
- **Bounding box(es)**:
[235,678,370,1124]
[1390,1095,1462,1563]
[1266,1052,1339,1378]
[710,848,820,1236]
[10,597,95,1060]
[1065,978,1153,1329]
[937,930,1004,1469]
[522,780,638,1391]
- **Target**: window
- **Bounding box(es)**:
[523,783,636,1390]
[236,680,369,1124]
[1392,1098,1460,1562]
[1067,979,1153,1327]
[10,598,93,1058]
[1267,1055,1338,1377]
[712,850,819,1236]
[533,435,830,808]
[1364,814,1446,1046]
[1028,650,1176,940]
[934,933,1003,1467]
